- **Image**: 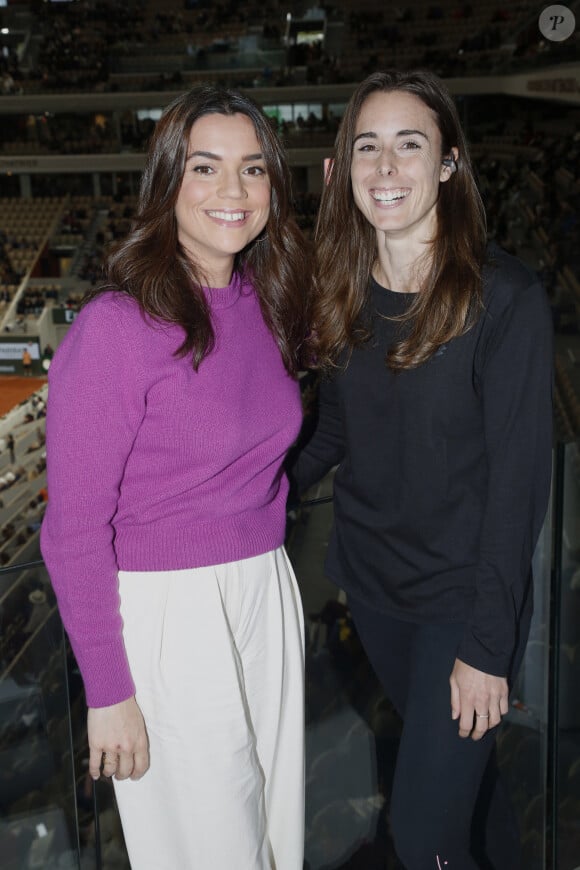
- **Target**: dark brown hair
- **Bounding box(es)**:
[313,69,487,371]
[85,86,311,375]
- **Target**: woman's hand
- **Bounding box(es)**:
[449,658,509,740]
[88,696,150,781]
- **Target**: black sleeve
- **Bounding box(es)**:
[457,278,554,676]
[288,373,346,496]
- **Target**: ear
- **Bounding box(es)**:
[440,146,459,182]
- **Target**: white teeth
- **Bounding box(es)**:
[372,190,408,203]
[207,210,246,221]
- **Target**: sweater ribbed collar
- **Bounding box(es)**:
[203,270,244,309]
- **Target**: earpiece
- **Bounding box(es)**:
[442,157,457,174]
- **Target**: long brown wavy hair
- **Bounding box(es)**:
[85,86,311,375]
[313,69,487,372]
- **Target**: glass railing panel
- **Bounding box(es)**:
[87,777,130,869]
[554,441,580,870]
[0,558,80,870]
[287,483,398,869]
[0,446,562,870]
[288,473,553,870]
[500,456,553,870]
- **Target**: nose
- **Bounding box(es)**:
[377,151,396,176]
[218,169,248,199]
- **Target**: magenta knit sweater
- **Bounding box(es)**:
[40,274,302,707]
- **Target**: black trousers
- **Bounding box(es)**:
[348,596,522,870]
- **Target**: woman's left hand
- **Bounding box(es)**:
[449,658,509,740]
[88,697,150,781]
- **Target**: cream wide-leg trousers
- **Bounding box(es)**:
[113,547,305,870]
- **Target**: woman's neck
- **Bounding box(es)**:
[373,234,430,294]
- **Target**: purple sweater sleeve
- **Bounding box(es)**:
[41,296,147,707]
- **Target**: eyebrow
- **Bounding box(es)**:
[353,129,429,144]
[186,150,264,161]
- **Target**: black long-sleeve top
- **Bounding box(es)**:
[294,245,553,677]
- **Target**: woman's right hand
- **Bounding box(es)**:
[88,696,150,781]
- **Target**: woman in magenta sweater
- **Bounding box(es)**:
[41,87,310,869]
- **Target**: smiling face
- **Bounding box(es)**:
[350,89,457,246]
[175,112,271,287]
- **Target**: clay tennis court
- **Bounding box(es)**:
[0,376,47,418]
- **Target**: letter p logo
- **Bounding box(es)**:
[539,5,576,41]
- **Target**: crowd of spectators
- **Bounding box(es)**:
[1,102,343,158]
[0,391,47,566]
[73,197,136,286]
[0,0,575,99]
[0,112,121,157]
[0,246,22,279]
[16,286,59,318]
[0,0,575,162]
[0,230,27,286]
[58,203,92,237]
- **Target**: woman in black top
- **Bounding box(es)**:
[295,70,553,868]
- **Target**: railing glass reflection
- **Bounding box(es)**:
[551,442,580,870]
[0,558,80,870]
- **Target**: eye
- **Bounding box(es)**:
[244,165,267,176]
[355,142,378,153]
[192,164,214,174]
[401,140,420,150]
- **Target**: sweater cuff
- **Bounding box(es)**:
[73,638,136,709]
[456,630,510,678]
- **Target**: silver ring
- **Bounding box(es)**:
[475,713,490,719]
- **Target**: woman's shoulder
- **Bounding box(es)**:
[482,243,548,314]
[53,291,146,368]
[479,243,552,344]
[80,289,143,323]
[484,243,538,294]
[72,291,152,343]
